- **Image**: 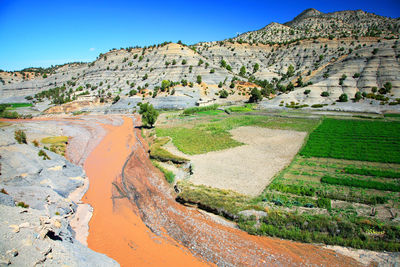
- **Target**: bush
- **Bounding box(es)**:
[196,75,202,84]
[316,197,331,210]
[354,92,362,102]
[38,149,50,160]
[219,90,229,98]
[14,130,27,144]
[304,89,311,95]
[321,91,330,97]
[113,95,120,104]
[338,93,348,102]
[138,103,159,127]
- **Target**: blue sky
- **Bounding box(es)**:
[0,0,399,71]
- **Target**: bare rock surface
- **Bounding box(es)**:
[0,119,119,266]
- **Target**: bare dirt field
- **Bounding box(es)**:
[165,126,307,196]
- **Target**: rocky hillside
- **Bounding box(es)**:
[0,8,399,112]
[234,8,400,44]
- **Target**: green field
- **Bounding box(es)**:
[157,114,319,155]
[300,118,400,163]
[156,111,400,251]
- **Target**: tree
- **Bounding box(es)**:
[286,65,294,77]
[196,75,202,84]
[239,66,246,76]
[253,63,259,73]
[220,59,227,68]
[138,103,159,127]
[383,82,392,94]
[161,80,171,91]
[304,89,311,95]
[181,59,187,65]
[286,82,294,91]
[218,82,223,88]
[339,93,348,102]
[296,76,303,87]
[249,88,262,103]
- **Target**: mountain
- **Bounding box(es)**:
[1,8,399,113]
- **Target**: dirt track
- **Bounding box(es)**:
[10,115,363,266]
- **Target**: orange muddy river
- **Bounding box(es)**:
[82,116,205,266]
[65,115,361,266]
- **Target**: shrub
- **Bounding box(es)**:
[14,130,27,144]
[196,75,202,84]
[321,91,330,97]
[38,149,50,160]
[219,90,229,98]
[32,140,39,147]
[304,89,311,95]
[354,92,362,102]
[338,93,348,102]
[17,201,29,208]
[316,197,331,210]
[181,59,187,65]
[113,95,120,104]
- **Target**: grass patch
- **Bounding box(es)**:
[300,118,400,163]
[41,136,68,144]
[157,115,319,155]
[149,137,188,163]
[182,104,219,115]
[196,110,224,116]
[176,181,262,219]
[152,160,175,183]
[156,127,242,155]
[226,104,254,113]
[41,136,68,156]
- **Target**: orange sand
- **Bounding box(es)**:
[82,117,205,266]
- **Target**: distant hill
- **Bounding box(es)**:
[1,8,399,112]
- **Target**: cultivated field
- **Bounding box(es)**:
[150,107,400,252]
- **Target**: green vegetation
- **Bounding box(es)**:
[182,104,219,115]
[321,175,400,192]
[384,113,400,118]
[152,160,175,183]
[17,201,29,208]
[226,104,254,113]
[138,103,159,128]
[157,115,318,155]
[164,113,400,252]
[38,149,50,160]
[14,130,27,144]
[41,136,68,144]
[149,137,188,163]
[249,88,262,103]
[344,167,400,178]
[41,136,68,156]
[300,119,400,163]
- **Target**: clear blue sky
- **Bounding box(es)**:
[0,0,399,71]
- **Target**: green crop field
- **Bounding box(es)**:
[300,118,400,163]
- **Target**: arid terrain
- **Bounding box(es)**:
[1,7,400,267]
